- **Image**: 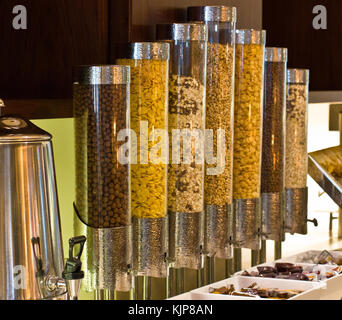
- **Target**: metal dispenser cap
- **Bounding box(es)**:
[0,115,51,142]
[287,69,310,84]
[265,47,288,63]
[187,6,237,23]
[236,29,266,45]
[118,42,170,61]
[73,65,130,85]
[156,23,208,42]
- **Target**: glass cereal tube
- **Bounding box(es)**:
[117,43,169,278]
[261,48,288,242]
[188,5,236,260]
[156,23,207,270]
[233,29,266,250]
[285,68,310,235]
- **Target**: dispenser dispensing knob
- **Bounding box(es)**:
[62,236,86,300]
[307,218,318,227]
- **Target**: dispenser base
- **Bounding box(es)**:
[233,198,261,250]
[74,214,133,292]
[205,204,233,259]
[133,217,169,278]
[261,192,285,242]
[285,187,308,235]
[169,211,204,270]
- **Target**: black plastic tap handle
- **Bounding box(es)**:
[69,236,86,261]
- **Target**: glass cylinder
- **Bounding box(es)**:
[261,48,288,242]
[233,29,266,250]
[188,5,236,260]
[285,69,310,235]
[156,23,207,270]
[117,43,169,278]
[73,65,133,292]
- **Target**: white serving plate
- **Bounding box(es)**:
[278,252,342,300]
[190,276,323,301]
[236,260,342,300]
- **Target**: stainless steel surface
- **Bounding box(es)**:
[265,47,288,62]
[95,289,106,301]
[156,23,208,42]
[285,187,308,235]
[73,65,130,85]
[93,227,133,292]
[259,240,267,264]
[308,147,342,208]
[176,268,185,295]
[233,198,261,250]
[251,250,259,267]
[121,42,170,61]
[274,241,282,260]
[261,192,285,242]
[287,69,310,85]
[0,116,66,300]
[205,204,233,259]
[187,6,237,22]
[236,29,266,45]
[0,116,50,142]
[133,217,169,278]
[233,248,242,272]
[225,258,233,278]
[65,279,81,301]
[206,256,215,285]
[74,216,133,292]
[169,212,204,270]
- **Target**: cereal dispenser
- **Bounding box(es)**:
[73,65,133,298]
[117,43,169,293]
[187,6,236,279]
[285,69,310,235]
[233,30,266,255]
[0,115,85,300]
[261,48,288,255]
[156,23,207,291]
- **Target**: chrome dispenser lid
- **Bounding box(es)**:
[0,115,52,142]
[187,6,237,23]
[73,65,130,85]
[236,29,266,45]
[287,69,310,84]
[156,23,208,42]
[265,47,288,63]
[117,42,170,61]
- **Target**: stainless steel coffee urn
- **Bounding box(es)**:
[0,115,85,300]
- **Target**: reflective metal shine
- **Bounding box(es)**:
[169,212,204,270]
[233,198,261,250]
[0,116,67,300]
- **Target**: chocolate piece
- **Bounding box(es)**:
[275,263,294,273]
[288,265,303,274]
[289,273,308,281]
[257,266,277,274]
[260,273,276,278]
